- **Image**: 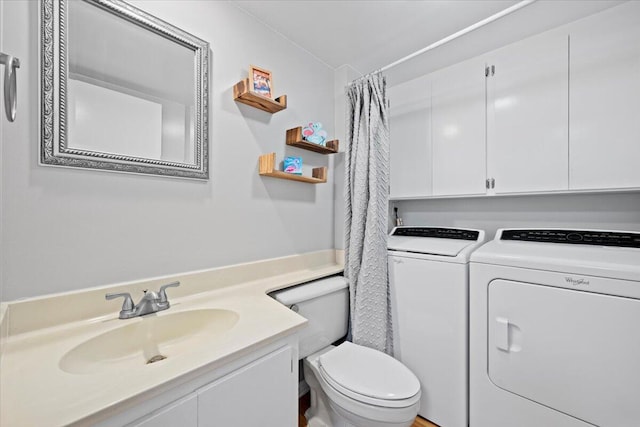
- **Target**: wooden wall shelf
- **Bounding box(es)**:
[285,127,339,154]
[258,153,327,184]
[233,78,287,113]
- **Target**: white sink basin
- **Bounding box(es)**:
[59,309,239,375]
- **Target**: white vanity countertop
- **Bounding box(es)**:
[0,250,344,427]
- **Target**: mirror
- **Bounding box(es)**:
[41,0,209,179]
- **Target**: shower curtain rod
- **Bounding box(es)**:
[371,0,537,75]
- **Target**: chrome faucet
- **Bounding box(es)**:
[106,281,180,319]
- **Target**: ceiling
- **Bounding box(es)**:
[232,0,623,84]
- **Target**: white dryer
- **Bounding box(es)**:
[388,226,486,427]
[470,228,640,427]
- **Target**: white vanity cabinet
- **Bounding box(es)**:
[133,394,198,427]
[568,1,640,191]
[431,57,487,196]
[389,75,432,198]
[102,339,298,427]
[485,29,569,194]
[197,344,296,426]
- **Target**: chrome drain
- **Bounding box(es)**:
[146,354,167,364]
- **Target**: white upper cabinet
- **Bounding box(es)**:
[431,57,487,196]
[568,1,640,190]
[387,3,639,200]
[389,75,432,198]
[486,29,569,194]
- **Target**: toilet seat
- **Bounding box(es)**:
[318,342,421,408]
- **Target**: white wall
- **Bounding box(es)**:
[393,192,640,239]
[0,1,336,301]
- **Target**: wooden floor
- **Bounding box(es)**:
[412,416,439,427]
[298,393,438,427]
[298,393,310,427]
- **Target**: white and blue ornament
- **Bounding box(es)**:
[302,122,328,146]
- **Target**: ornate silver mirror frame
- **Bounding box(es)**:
[40,0,210,179]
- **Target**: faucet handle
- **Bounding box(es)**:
[105,292,134,317]
[157,281,180,307]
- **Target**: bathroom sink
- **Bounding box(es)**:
[59,309,239,375]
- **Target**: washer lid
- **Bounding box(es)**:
[388,236,474,256]
[387,226,484,258]
[318,342,420,402]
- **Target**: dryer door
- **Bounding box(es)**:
[488,279,640,427]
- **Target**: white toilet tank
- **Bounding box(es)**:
[271,276,348,359]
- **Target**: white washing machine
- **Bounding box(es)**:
[388,226,486,427]
[470,228,640,427]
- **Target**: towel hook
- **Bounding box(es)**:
[0,52,20,122]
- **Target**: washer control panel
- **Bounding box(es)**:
[500,229,640,248]
[391,227,480,241]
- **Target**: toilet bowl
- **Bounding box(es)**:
[270,276,421,427]
[304,342,421,427]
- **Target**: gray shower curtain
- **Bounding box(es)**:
[344,72,392,354]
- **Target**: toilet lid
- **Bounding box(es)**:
[318,342,420,405]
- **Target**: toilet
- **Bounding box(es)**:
[271,276,421,427]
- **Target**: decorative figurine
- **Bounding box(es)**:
[283,156,303,175]
[302,122,328,146]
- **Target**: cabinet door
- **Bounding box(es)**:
[431,57,487,196]
[569,2,640,190]
[486,29,569,194]
[130,394,197,427]
[197,345,296,427]
[388,75,432,198]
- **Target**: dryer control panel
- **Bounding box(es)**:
[500,229,640,248]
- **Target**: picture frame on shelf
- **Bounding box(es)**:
[249,65,273,98]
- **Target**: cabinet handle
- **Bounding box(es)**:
[486,178,496,189]
[485,65,496,77]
